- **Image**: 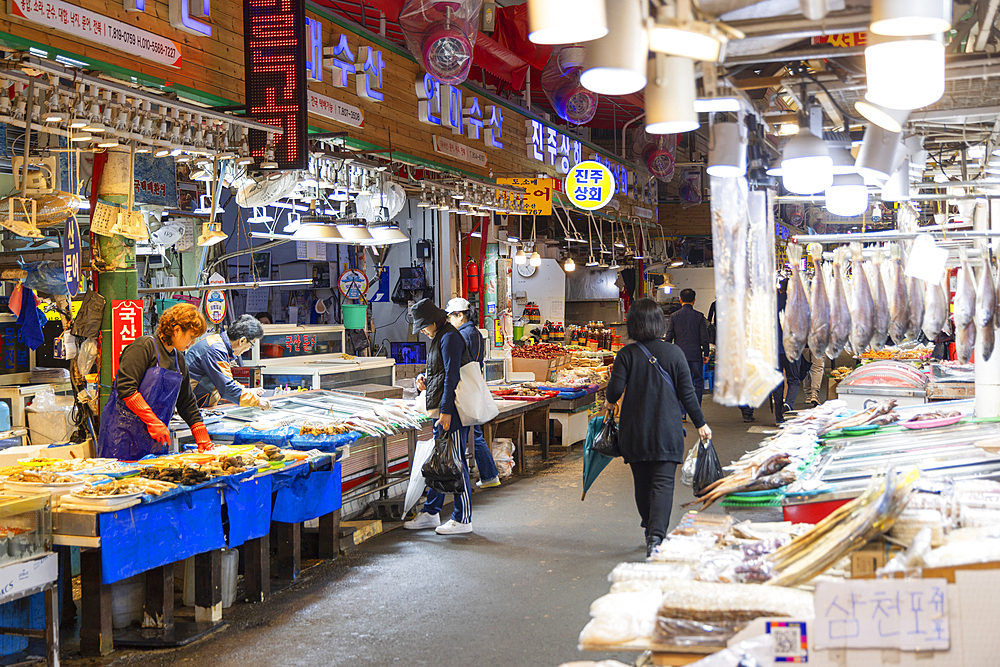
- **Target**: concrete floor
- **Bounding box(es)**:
[66,398,783,667]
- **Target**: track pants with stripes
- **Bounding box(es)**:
[422,424,472,524]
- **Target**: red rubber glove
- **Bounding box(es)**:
[123,393,170,448]
[191,422,213,452]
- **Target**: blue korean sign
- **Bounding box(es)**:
[133,153,178,206]
[63,216,82,297]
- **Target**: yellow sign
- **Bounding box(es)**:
[496,178,554,216]
[565,161,615,210]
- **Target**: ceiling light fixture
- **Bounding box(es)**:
[855,124,904,184]
[646,0,728,62]
[854,100,910,133]
[870,0,951,36]
[514,247,527,265]
[825,173,869,216]
[580,0,648,95]
[529,251,542,267]
[527,0,608,45]
[780,125,833,194]
[706,120,747,177]
[864,32,945,111]
[645,54,700,135]
[564,256,576,272]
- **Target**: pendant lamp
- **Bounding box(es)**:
[528,0,608,45]
[882,160,912,201]
[646,0,727,63]
[564,256,576,272]
[581,0,648,96]
[865,33,945,110]
[855,124,904,184]
[870,0,951,36]
[706,120,747,177]
[825,174,869,216]
[854,100,910,133]
[780,131,833,195]
[645,54,699,135]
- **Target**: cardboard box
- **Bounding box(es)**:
[851,539,887,577]
[511,357,556,382]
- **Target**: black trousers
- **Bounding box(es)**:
[629,461,678,541]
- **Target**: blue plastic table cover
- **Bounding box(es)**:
[224,474,273,548]
[271,462,342,524]
[98,486,226,584]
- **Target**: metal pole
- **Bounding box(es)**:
[793,229,1000,244]
[19,77,34,200]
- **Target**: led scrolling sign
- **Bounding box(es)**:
[243,0,308,170]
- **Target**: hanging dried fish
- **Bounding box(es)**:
[887,244,910,344]
[869,249,890,351]
[827,247,852,359]
[975,256,997,328]
[807,244,831,359]
[781,244,810,362]
[907,274,925,340]
[849,242,876,353]
[922,267,949,342]
[955,248,977,363]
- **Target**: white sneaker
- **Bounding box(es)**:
[403,512,440,530]
[476,476,501,489]
[435,519,473,535]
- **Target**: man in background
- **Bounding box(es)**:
[664,289,710,421]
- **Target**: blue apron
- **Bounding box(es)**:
[98,339,184,460]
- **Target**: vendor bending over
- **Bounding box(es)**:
[98,303,211,459]
[186,314,271,410]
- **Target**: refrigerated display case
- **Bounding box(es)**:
[835,360,929,409]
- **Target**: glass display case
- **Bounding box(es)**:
[249,325,346,364]
[0,492,51,566]
[261,358,395,391]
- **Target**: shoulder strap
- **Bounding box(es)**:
[634,342,676,394]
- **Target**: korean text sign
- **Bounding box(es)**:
[814,579,949,651]
[111,300,144,379]
[63,217,81,297]
[565,161,615,210]
[496,178,554,215]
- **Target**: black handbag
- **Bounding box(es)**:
[593,410,621,457]
[421,432,465,494]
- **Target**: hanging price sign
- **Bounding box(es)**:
[497,178,554,215]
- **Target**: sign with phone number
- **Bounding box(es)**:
[496,178,554,215]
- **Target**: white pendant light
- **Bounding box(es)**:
[780,131,833,195]
[528,0,608,45]
[514,247,527,265]
[799,0,829,21]
[581,0,648,96]
[529,251,542,267]
[646,0,726,62]
[882,160,912,201]
[870,0,951,36]
[825,174,869,216]
[645,54,699,135]
[564,256,576,272]
[854,100,910,133]
[855,124,904,184]
[706,120,747,177]
[865,33,945,111]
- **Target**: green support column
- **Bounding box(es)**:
[94,148,138,411]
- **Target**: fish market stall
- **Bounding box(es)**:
[835,360,929,410]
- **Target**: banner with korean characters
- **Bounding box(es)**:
[307,90,365,128]
[9,0,182,67]
[133,153,178,207]
[497,178,554,216]
[565,161,615,210]
[63,216,81,297]
[111,300,143,379]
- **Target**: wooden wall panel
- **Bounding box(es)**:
[659,202,711,236]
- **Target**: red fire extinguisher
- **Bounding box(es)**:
[466,259,480,293]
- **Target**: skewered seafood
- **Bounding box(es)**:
[807,244,830,359]
[781,244,810,362]
[955,248,977,363]
[887,244,910,344]
[849,242,876,353]
[907,275,925,340]
[922,267,949,342]
[827,248,852,359]
[870,249,890,350]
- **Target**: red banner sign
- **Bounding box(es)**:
[811,32,867,47]
[111,300,144,379]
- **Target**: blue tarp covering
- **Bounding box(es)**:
[232,424,299,448]
[271,462,341,524]
[224,475,272,548]
[287,430,361,452]
[98,486,226,584]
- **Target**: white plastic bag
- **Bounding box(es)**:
[491,437,515,478]
[454,361,499,426]
[403,438,436,517]
[680,444,698,487]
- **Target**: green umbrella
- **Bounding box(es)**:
[582,414,614,500]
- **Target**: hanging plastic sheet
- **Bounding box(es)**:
[98,486,226,584]
[271,464,342,524]
[233,424,298,448]
[224,475,273,548]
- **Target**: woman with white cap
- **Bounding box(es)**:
[403,298,475,535]
[445,297,500,488]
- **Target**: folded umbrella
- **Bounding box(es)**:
[582,414,614,501]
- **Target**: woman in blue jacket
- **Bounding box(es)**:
[403,298,474,535]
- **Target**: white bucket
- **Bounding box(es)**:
[26,407,73,445]
[183,549,239,609]
[111,574,145,629]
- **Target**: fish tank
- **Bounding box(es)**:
[0,492,51,566]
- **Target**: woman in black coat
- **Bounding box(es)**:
[604,299,713,556]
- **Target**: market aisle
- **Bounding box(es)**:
[78,400,765,667]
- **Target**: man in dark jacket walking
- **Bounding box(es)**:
[664,289,710,419]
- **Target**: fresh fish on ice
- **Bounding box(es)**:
[955,248,977,363]
[870,249,890,350]
[887,244,910,344]
[827,247,852,359]
[781,243,810,362]
[849,242,875,353]
[807,244,830,359]
[922,267,949,341]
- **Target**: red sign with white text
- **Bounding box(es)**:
[111,300,144,379]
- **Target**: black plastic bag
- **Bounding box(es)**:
[593,410,621,457]
[70,289,105,340]
[421,432,464,494]
[693,439,723,496]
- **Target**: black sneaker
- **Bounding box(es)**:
[646,536,662,558]
[743,415,756,423]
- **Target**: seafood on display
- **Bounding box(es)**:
[922,267,949,342]
[976,256,997,361]
[827,247,852,359]
[869,249,890,351]
[781,243,810,362]
[887,244,910,344]
[907,274,925,340]
[954,248,978,363]
[817,399,898,436]
[849,242,876,355]
[807,243,831,359]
